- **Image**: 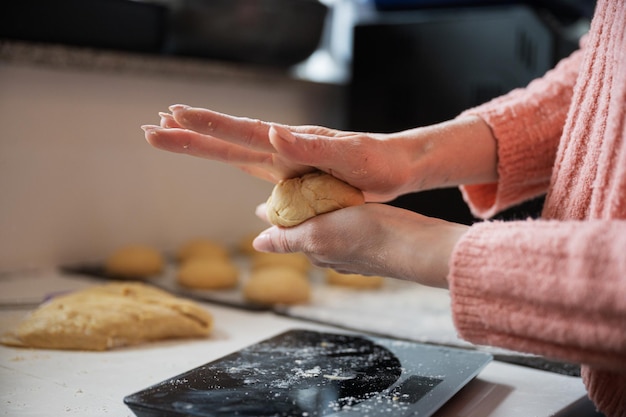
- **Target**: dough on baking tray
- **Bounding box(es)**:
[243,266,311,305]
[251,251,311,274]
[0,282,213,351]
[325,269,384,289]
[177,258,239,290]
[177,238,230,262]
[266,171,365,227]
[104,245,164,278]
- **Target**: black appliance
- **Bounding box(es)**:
[348,3,586,223]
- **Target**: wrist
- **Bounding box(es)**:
[405,222,469,289]
[400,116,498,191]
[387,209,469,289]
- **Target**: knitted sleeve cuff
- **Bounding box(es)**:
[457,48,583,218]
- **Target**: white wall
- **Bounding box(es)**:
[0,61,344,271]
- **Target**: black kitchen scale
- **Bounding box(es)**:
[124,329,492,417]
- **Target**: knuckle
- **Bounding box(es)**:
[273,228,294,253]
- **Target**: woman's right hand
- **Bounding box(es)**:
[143,105,498,202]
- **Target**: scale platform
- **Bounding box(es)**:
[124,329,492,417]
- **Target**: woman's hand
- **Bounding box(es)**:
[142,105,486,286]
[252,203,469,289]
[143,105,498,203]
[143,105,418,202]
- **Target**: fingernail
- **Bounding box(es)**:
[159,112,175,127]
[141,124,160,132]
[270,124,297,144]
[168,104,190,112]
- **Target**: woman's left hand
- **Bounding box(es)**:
[252,203,469,289]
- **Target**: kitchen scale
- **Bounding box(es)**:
[124,329,492,417]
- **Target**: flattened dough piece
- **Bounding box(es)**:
[243,266,311,305]
[177,258,239,290]
[104,245,164,278]
[266,171,365,227]
[325,269,384,289]
[0,282,213,351]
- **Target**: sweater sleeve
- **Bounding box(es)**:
[458,47,584,219]
[449,218,626,370]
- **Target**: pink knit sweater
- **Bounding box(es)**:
[449,1,626,415]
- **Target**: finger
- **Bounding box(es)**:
[169,105,275,153]
[158,112,181,129]
[252,226,282,253]
[269,124,361,169]
[142,125,271,165]
[269,125,397,202]
[251,221,347,270]
[269,124,362,182]
[236,165,280,183]
[255,203,269,223]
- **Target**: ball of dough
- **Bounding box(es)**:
[177,258,239,290]
[177,238,230,262]
[266,171,365,227]
[243,266,311,305]
[0,282,213,351]
[104,245,164,279]
[325,269,384,289]
[251,252,311,274]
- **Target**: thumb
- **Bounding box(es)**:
[252,226,296,254]
[268,124,328,167]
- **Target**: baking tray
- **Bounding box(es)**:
[61,256,271,311]
[59,258,580,377]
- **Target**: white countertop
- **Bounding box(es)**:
[0,272,590,417]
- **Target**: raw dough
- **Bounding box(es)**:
[177,258,239,290]
[0,282,213,351]
[251,252,311,274]
[243,266,311,305]
[177,238,230,262]
[266,171,365,227]
[325,269,384,289]
[104,245,164,278]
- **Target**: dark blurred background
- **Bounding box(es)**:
[347,0,594,224]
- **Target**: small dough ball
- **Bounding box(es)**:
[251,252,311,274]
[325,269,384,289]
[177,238,230,262]
[244,266,311,305]
[266,171,365,227]
[177,258,239,290]
[104,245,164,278]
